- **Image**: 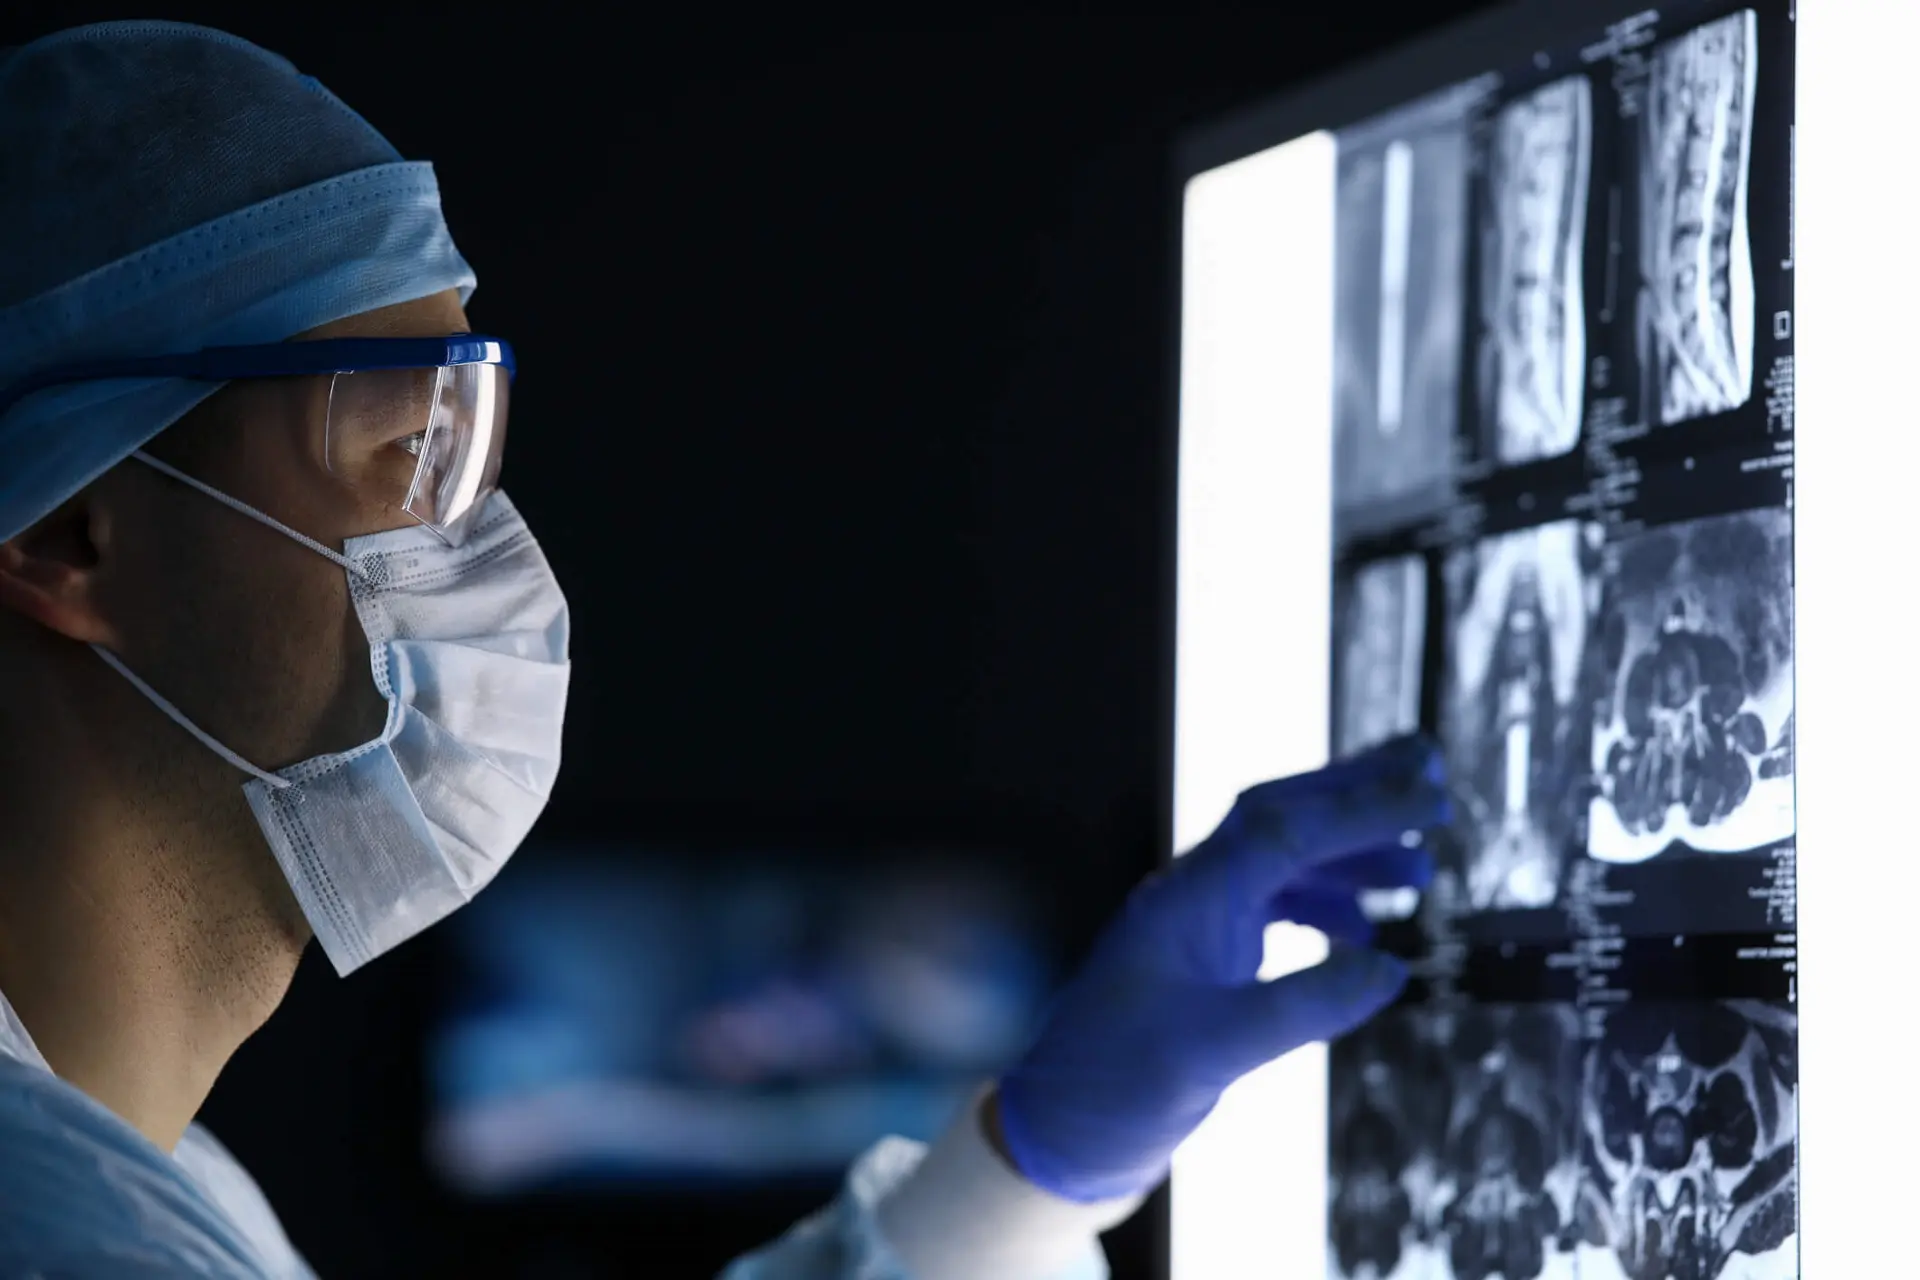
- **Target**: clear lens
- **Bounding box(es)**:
[324,362,510,544]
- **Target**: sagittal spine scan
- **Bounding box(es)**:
[1336,555,1428,758]
[1574,1002,1797,1280]
[1333,97,1471,526]
[1588,509,1793,863]
[1478,76,1591,464]
[1443,521,1604,910]
[1639,11,1759,427]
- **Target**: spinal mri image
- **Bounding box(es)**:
[1334,555,1428,758]
[1330,1004,1583,1280]
[1635,11,1759,428]
[1442,520,1604,911]
[1322,10,1796,1278]
[1329,1009,1451,1280]
[1574,1001,1798,1280]
[1588,509,1793,864]
[1472,75,1592,465]
[1332,92,1472,527]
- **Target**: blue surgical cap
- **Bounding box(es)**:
[0,21,478,543]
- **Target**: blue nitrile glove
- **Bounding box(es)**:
[994,733,1446,1204]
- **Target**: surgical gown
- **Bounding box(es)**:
[0,989,1129,1279]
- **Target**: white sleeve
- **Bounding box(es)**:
[718,1088,1141,1280]
[871,1089,1144,1280]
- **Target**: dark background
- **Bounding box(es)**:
[4,5,1492,1276]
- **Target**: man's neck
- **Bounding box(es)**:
[0,772,306,1152]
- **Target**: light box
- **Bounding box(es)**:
[1168,2,1907,1276]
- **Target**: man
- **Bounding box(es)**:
[0,22,1442,1279]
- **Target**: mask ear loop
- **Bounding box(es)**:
[95,448,378,791]
[90,644,293,791]
[130,450,366,578]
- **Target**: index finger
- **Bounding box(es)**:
[1238,732,1444,804]
[1192,742,1450,901]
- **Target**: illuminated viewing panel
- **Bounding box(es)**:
[1167,1,1858,1275]
[1172,124,1338,1280]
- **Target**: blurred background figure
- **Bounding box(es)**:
[425,853,1053,1195]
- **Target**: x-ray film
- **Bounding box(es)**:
[1638,11,1760,427]
[1442,521,1602,912]
[1475,76,1592,465]
[1304,5,1797,1279]
[1574,1001,1798,1280]
[1335,555,1428,758]
[1589,509,1793,864]
[1330,1004,1584,1280]
[1333,91,1473,533]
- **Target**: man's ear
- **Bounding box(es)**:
[0,493,118,646]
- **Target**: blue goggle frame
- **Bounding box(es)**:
[0,334,517,420]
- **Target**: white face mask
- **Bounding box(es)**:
[93,452,571,976]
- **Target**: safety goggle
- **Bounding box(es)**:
[0,334,516,546]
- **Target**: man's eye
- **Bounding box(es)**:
[395,431,427,458]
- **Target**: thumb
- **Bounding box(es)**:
[1198,946,1408,1082]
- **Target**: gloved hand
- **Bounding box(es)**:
[993,733,1445,1204]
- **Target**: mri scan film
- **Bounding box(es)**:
[1329,1009,1451,1280]
[1442,521,1604,911]
[1315,4,1796,1274]
[1473,76,1592,465]
[1574,1001,1797,1280]
[1335,555,1429,758]
[1637,11,1759,428]
[1589,509,1793,865]
[1330,1004,1584,1280]
[1333,94,1473,531]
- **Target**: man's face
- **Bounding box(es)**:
[0,288,483,942]
[112,291,484,780]
[0,287,473,794]
[85,290,479,776]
